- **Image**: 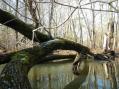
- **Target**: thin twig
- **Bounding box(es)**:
[55,1,119,13]
[0,18,17,26]
[54,1,76,8]
[2,0,33,21]
[34,1,51,4]
[81,1,109,6]
[81,7,119,13]
[109,3,119,11]
[81,0,119,12]
[79,0,117,6]
[79,0,84,4]
[34,6,78,30]
[36,1,119,13]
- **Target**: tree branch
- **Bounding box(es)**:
[34,6,78,30]
[0,9,53,42]
[36,1,119,13]
[2,0,33,21]
[0,38,94,65]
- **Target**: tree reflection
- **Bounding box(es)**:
[64,61,119,89]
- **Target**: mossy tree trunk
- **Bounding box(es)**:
[0,38,94,89]
[0,60,32,89]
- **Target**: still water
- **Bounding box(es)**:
[0,61,119,89]
[28,61,119,89]
[28,62,75,89]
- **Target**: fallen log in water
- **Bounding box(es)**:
[0,43,116,89]
[72,51,116,75]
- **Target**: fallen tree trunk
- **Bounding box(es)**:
[0,37,94,89]
[0,9,94,60]
[0,8,116,89]
[0,9,115,60]
[0,39,86,89]
[0,38,94,64]
[0,9,53,42]
[0,53,76,64]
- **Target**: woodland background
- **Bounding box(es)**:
[0,0,119,52]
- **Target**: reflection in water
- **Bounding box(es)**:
[66,61,119,89]
[28,61,119,89]
[87,61,119,89]
[28,62,75,89]
[0,61,119,89]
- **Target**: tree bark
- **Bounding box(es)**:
[0,38,94,64]
[0,9,53,42]
[0,60,32,89]
[0,38,93,89]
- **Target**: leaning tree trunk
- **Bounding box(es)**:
[0,9,53,43]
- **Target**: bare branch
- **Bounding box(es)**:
[35,1,51,4]
[81,1,109,6]
[0,18,17,26]
[54,1,76,8]
[36,1,119,13]
[81,7,119,13]
[34,6,78,30]
[109,0,118,3]
[2,0,33,21]
[81,0,119,12]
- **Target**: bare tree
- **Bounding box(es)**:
[15,0,19,50]
[90,0,96,48]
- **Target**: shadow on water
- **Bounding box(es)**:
[0,60,119,89]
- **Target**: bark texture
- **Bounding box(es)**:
[0,9,53,42]
[0,60,32,89]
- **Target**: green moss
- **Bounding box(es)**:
[11,51,30,64]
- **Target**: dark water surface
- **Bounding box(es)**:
[0,61,119,89]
